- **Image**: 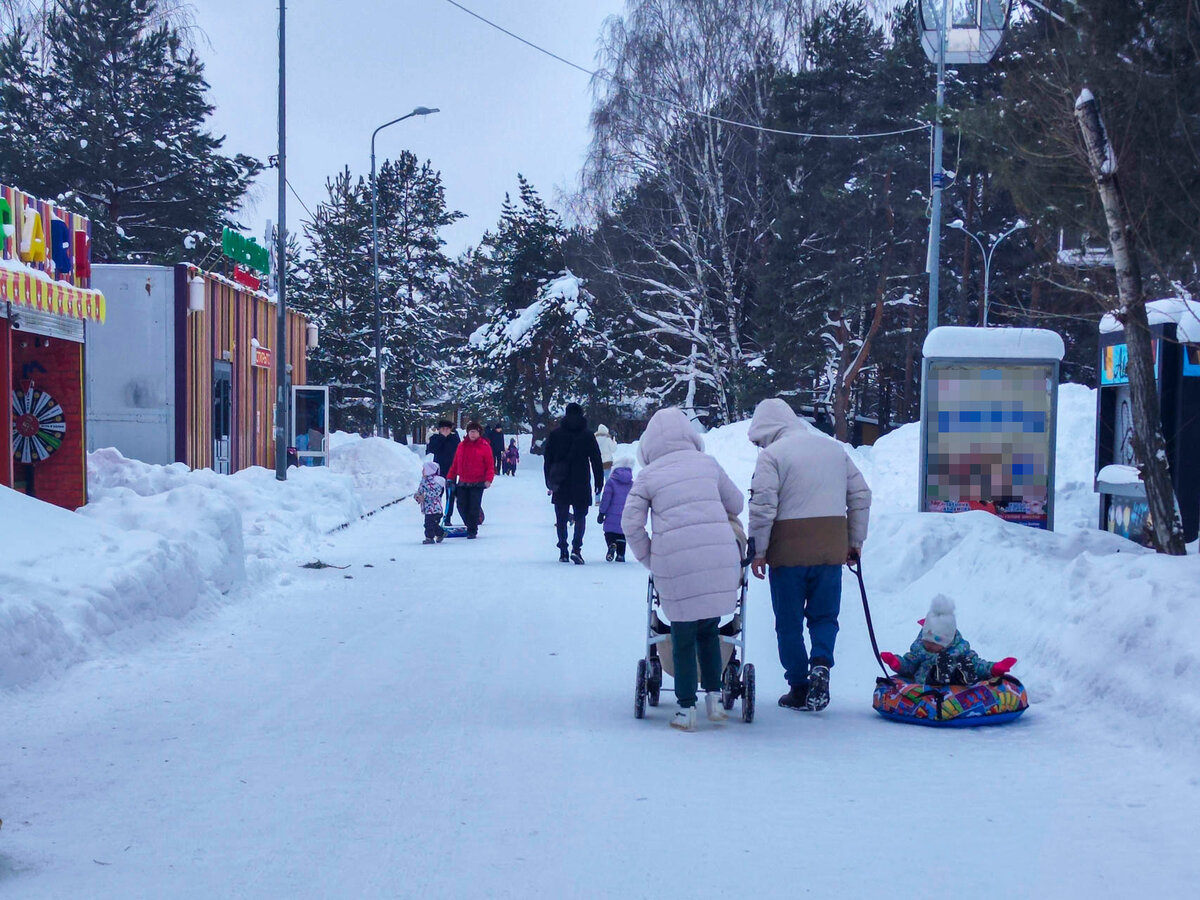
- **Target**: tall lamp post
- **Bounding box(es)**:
[371,106,440,437]
[274,0,288,480]
[918,1,1012,332]
[948,218,1027,326]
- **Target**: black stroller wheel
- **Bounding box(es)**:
[721,658,740,710]
[647,658,662,706]
[741,663,755,723]
[635,659,648,719]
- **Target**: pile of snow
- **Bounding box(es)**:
[0,436,421,689]
[328,429,366,450]
[0,485,218,688]
[328,435,422,509]
[86,449,364,575]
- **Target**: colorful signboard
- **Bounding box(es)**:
[922,363,1056,529]
[252,344,272,369]
[221,227,270,276]
[1100,340,1161,386]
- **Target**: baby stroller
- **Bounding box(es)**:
[633,556,756,723]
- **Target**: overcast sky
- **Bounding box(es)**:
[195,0,624,256]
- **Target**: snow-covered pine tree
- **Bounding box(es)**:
[0,0,260,263]
[469,271,602,451]
[373,153,464,441]
[293,169,376,433]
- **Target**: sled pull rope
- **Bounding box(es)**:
[848,560,891,679]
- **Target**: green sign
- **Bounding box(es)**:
[221,227,271,276]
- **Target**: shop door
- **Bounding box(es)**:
[291,385,330,466]
[213,361,233,475]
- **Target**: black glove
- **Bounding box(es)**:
[597,513,605,524]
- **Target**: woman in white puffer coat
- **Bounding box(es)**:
[622,408,744,731]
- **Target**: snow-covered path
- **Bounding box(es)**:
[3,470,1199,897]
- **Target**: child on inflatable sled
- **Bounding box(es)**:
[880,595,1016,685]
[874,595,1025,727]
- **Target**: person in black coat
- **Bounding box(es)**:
[426,420,460,525]
[488,424,505,476]
[542,403,604,564]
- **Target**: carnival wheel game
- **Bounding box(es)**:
[12,384,67,463]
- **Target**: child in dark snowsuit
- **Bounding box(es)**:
[502,439,520,476]
[414,461,447,544]
[597,457,634,562]
[880,595,1017,686]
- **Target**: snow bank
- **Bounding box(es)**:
[0,442,398,689]
[0,485,218,687]
[329,435,422,509]
[694,386,1200,750]
[864,512,1200,750]
[86,449,365,570]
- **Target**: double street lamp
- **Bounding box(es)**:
[371,106,440,436]
[948,218,1027,326]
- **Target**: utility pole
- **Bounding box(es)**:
[274,0,288,481]
[1075,88,1184,554]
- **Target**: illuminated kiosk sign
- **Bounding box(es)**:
[919,327,1064,530]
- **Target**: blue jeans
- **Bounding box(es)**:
[768,564,842,685]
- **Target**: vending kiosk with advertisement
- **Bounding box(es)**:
[2,183,106,510]
[920,327,1064,530]
[1095,300,1200,545]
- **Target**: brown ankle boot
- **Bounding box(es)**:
[778,683,809,710]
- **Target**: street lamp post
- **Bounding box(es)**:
[274,0,287,480]
[949,218,1027,326]
[917,1,1013,331]
[371,106,439,437]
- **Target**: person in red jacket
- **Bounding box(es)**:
[446,421,494,538]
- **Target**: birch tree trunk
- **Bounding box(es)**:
[1075,89,1185,555]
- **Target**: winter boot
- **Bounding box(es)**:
[571,550,585,565]
[559,548,570,563]
[705,692,728,722]
[606,543,617,562]
[422,538,435,545]
[777,683,809,710]
[806,664,831,711]
[670,707,696,732]
[435,530,445,543]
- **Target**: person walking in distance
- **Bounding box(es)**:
[488,424,505,476]
[446,422,494,539]
[597,456,634,561]
[427,420,460,526]
[747,399,871,713]
[594,424,618,486]
[542,403,604,564]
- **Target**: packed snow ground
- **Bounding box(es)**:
[2,390,1199,896]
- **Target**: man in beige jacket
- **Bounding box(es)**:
[747,399,871,712]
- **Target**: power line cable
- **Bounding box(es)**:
[286,178,316,222]
[438,0,930,141]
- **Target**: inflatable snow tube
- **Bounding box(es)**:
[873,675,1028,728]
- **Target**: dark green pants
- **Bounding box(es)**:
[671,617,722,708]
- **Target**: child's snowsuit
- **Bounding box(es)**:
[893,631,997,686]
[414,468,446,541]
[597,464,633,559]
[502,442,520,476]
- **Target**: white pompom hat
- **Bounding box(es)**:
[920,595,957,648]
